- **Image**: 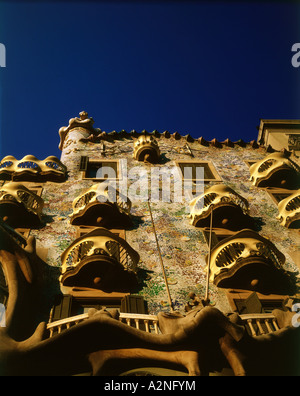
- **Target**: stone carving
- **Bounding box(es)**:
[288,134,300,151]
[0,182,44,228]
[184,292,206,312]
[0,222,299,376]
[276,190,300,228]
[189,184,255,230]
[58,111,101,150]
[206,229,295,294]
[133,135,160,163]
[70,182,132,228]
[249,152,300,189]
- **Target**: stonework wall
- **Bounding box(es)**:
[28,128,300,315]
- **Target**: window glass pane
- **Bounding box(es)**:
[273,193,290,203]
[86,162,118,179]
[179,162,215,180]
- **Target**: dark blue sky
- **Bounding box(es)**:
[0,1,299,160]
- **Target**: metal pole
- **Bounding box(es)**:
[147,200,174,312]
[205,207,213,304]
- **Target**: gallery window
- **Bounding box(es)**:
[80,157,119,181]
[264,187,297,204]
[49,293,147,326]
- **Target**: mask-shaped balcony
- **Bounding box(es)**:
[0,182,44,228]
[60,228,140,292]
[0,155,67,182]
[276,190,300,229]
[70,183,132,228]
[189,184,255,231]
[249,152,300,189]
[206,229,293,294]
[133,135,160,163]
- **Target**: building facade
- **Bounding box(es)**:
[0,113,299,376]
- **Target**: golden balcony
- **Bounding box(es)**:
[276,190,300,228]
[189,184,254,231]
[0,182,44,228]
[249,152,300,189]
[133,135,160,163]
[206,229,293,294]
[70,183,132,228]
[0,155,67,182]
[60,228,140,292]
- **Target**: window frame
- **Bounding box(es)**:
[175,160,222,183]
[81,158,120,181]
[202,228,235,248]
[244,160,257,168]
[264,187,298,205]
[226,289,288,314]
[75,226,125,240]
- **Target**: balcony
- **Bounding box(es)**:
[0,155,67,182]
[133,135,160,163]
[189,184,254,231]
[70,183,132,228]
[206,229,293,294]
[46,311,279,339]
[47,312,160,338]
[60,228,140,292]
[0,182,44,228]
[239,313,280,336]
[249,152,300,189]
[276,190,300,228]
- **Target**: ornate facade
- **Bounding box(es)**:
[0,113,299,376]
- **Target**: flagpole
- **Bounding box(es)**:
[205,207,213,304]
[147,200,174,312]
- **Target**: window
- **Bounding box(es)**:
[245,160,257,168]
[202,228,235,249]
[50,293,146,324]
[226,290,288,314]
[265,187,297,205]
[75,226,127,267]
[176,160,221,183]
[80,157,120,181]
[76,226,125,240]
[226,291,288,336]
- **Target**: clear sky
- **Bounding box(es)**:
[0,0,299,160]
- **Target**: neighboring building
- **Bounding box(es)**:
[257,119,300,155]
[0,113,299,376]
